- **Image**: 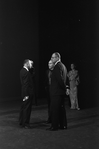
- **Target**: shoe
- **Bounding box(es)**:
[77,108,80,110]
[21,124,31,129]
[46,126,58,131]
[59,126,67,130]
[49,128,58,131]
[45,120,51,124]
[24,125,31,129]
[46,126,52,130]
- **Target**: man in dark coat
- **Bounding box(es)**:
[19,59,34,128]
[29,66,37,106]
[45,60,54,123]
[47,52,67,131]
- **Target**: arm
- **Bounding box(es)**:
[76,75,80,85]
[54,64,66,90]
[21,70,30,100]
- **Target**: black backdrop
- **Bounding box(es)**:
[39,0,99,108]
[0,0,39,101]
[0,0,98,108]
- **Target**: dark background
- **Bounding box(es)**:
[0,0,98,108]
[0,0,39,101]
[39,0,99,108]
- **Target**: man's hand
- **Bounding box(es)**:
[23,96,29,101]
[66,89,70,95]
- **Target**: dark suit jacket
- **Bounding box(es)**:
[20,68,34,98]
[50,62,66,96]
[45,69,52,88]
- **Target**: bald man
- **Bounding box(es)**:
[47,52,67,131]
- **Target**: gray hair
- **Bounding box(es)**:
[54,52,61,60]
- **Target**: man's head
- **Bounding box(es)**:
[23,59,33,69]
[71,63,75,70]
[48,60,54,70]
[51,52,61,64]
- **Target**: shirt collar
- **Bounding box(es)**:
[54,59,60,66]
[23,66,29,71]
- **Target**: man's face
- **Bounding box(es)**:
[48,61,54,70]
[71,64,74,69]
[51,54,58,64]
[28,60,33,69]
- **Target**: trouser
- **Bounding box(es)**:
[19,95,33,126]
[50,95,67,129]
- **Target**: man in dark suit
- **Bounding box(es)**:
[19,59,34,128]
[29,66,37,106]
[47,52,67,131]
[45,60,54,123]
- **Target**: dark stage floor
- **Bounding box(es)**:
[0,99,99,149]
